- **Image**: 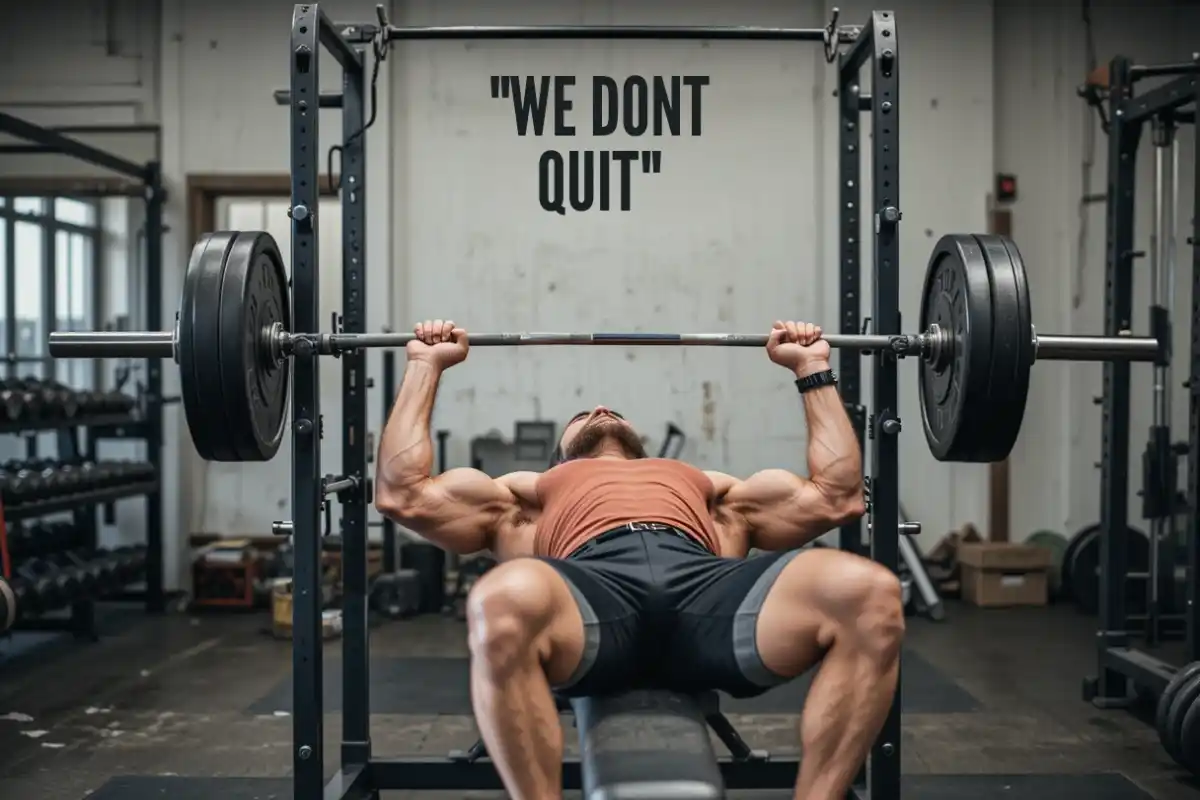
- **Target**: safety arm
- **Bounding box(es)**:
[374,360,509,554]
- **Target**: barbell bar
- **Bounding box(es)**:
[42,229,1166,465]
[50,327,1160,364]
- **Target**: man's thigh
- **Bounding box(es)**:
[659,547,819,698]
[535,554,646,698]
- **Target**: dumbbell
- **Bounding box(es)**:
[98,390,136,414]
[0,378,32,421]
[16,378,59,419]
[8,522,71,562]
[87,549,124,594]
[121,461,156,483]
[35,463,68,500]
[13,560,65,610]
[112,546,148,584]
[48,551,100,596]
[54,463,88,495]
[25,379,79,419]
[6,467,45,504]
[72,389,102,416]
[68,551,116,596]
[106,461,153,487]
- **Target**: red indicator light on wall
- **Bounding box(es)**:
[996,173,1018,203]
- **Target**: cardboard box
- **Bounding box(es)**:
[271,580,343,640]
[958,542,1052,607]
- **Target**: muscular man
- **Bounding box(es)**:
[376,319,904,800]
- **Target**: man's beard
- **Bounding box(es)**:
[562,419,648,460]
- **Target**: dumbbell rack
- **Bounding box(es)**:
[0,109,168,629]
[0,395,162,640]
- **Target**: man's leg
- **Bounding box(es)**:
[662,544,903,800]
[466,555,640,800]
[754,548,904,800]
[466,559,583,799]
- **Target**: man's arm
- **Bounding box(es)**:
[713,327,865,550]
[374,358,523,555]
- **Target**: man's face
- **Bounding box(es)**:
[558,407,647,461]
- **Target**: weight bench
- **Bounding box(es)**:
[450,689,768,799]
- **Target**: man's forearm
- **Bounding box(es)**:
[377,360,442,493]
[798,361,863,500]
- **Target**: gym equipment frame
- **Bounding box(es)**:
[283,7,898,800]
[0,113,167,616]
[1083,56,1200,712]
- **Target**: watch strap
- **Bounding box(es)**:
[795,369,838,394]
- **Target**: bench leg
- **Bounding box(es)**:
[706,711,770,762]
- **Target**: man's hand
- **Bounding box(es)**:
[767,320,831,377]
[407,319,469,370]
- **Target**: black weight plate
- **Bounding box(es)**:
[216,232,290,462]
[1068,524,1149,615]
[919,234,995,462]
[1160,661,1200,761]
[1166,669,1200,764]
[975,234,1035,462]
[1061,523,1098,602]
[179,233,241,462]
[1180,687,1200,774]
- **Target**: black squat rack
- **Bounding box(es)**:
[284,6,902,800]
[1084,58,1199,706]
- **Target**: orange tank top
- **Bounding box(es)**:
[534,458,719,559]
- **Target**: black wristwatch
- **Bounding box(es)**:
[795,369,838,394]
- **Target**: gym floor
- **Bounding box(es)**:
[0,601,1196,799]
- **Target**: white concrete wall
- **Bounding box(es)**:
[391,0,995,549]
[17,0,1195,578]
[994,0,1198,542]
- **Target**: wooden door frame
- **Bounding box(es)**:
[185,173,337,244]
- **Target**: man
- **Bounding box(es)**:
[376,319,904,800]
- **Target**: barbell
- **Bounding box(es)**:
[47,230,1162,464]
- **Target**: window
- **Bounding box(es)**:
[13,197,44,216]
[55,198,95,227]
[14,220,44,370]
[1,196,101,385]
[55,230,94,388]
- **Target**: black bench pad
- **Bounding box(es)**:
[571,690,724,800]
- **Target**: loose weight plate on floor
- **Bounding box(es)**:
[1164,666,1200,765]
[178,231,290,462]
[1180,686,1200,774]
[1060,523,1095,602]
[1155,660,1200,758]
[1067,524,1149,615]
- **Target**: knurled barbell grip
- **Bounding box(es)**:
[319,330,934,352]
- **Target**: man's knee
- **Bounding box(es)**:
[466,560,561,676]
[836,558,905,659]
